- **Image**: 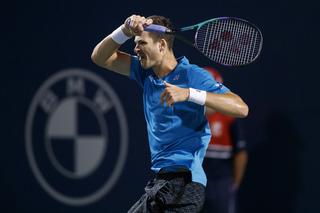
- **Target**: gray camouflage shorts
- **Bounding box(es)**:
[128,171,205,213]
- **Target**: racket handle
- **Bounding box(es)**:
[144,24,168,33]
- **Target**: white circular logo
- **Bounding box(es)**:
[25,69,128,206]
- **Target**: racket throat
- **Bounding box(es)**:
[180,25,198,32]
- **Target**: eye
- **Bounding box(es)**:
[139,41,147,46]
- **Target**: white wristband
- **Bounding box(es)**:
[188,88,207,105]
[110,26,132,44]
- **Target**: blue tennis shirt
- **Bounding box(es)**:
[130,56,230,186]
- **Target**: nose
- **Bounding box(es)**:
[134,44,140,54]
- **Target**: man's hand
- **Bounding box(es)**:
[160,82,189,106]
[122,15,153,37]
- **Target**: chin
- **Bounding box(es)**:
[140,62,151,69]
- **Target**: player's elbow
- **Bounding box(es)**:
[237,103,249,118]
[91,53,109,69]
[91,52,101,66]
[227,92,249,118]
[91,50,115,70]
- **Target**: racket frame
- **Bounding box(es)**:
[144,17,263,66]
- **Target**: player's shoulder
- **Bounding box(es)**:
[186,63,213,80]
[177,56,212,80]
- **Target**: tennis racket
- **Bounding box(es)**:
[144,17,263,66]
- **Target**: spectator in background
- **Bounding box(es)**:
[202,67,248,213]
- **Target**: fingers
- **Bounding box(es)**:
[166,96,175,106]
[160,88,175,107]
[160,82,189,106]
[145,18,153,25]
[124,15,153,36]
[160,81,176,106]
[163,81,174,106]
[160,89,168,105]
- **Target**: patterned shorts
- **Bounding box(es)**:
[128,171,205,213]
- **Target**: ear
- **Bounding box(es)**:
[159,39,167,52]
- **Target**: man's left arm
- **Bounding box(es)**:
[205,91,249,118]
[160,82,248,118]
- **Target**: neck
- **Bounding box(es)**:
[153,51,177,78]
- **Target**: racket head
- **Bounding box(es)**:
[194,17,263,66]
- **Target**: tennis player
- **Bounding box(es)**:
[91,14,249,213]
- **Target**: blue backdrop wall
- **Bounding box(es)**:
[3,0,319,212]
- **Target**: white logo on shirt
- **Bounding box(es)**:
[173,74,180,81]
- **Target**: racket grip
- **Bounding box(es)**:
[144,24,168,33]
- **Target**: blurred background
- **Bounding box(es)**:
[3,0,319,212]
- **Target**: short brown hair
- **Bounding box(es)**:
[147,15,175,49]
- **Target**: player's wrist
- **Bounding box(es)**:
[188,88,207,105]
[121,24,135,37]
[110,25,132,45]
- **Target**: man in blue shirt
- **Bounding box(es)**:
[91,14,248,213]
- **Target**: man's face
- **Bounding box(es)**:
[134,32,163,69]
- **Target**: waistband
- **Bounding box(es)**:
[156,169,191,183]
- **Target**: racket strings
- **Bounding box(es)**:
[196,18,262,66]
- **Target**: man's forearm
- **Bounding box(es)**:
[91,35,121,67]
[205,92,249,118]
[91,24,133,76]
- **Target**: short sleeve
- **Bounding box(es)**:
[188,66,230,94]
